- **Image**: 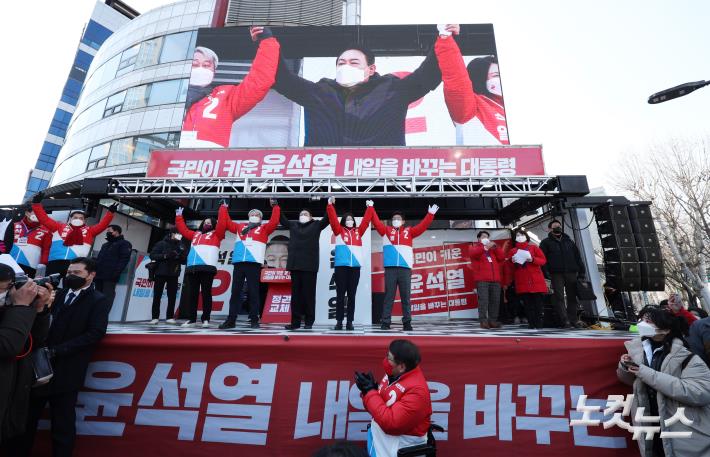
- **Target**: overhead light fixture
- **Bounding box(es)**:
[648,80,709,104]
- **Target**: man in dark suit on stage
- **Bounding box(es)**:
[10,257,110,457]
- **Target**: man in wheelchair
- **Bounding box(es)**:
[355,339,435,457]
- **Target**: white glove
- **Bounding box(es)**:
[428,204,439,215]
[366,200,374,207]
[176,207,184,216]
[328,196,335,205]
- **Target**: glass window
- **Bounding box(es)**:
[104,90,126,117]
[89,143,110,161]
[148,80,181,106]
[50,149,90,185]
[116,44,139,77]
[107,137,136,166]
[136,36,164,69]
[160,32,192,64]
[167,132,181,147]
[134,133,169,163]
[123,85,150,110]
[178,79,189,102]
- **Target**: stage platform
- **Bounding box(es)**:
[34,319,639,457]
[108,318,633,339]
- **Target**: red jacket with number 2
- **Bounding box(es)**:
[507,242,548,294]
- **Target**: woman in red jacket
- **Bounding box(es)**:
[508,229,548,329]
[469,231,505,329]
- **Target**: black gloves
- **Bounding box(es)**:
[354,371,377,395]
[32,192,44,204]
[259,26,273,40]
[108,203,119,213]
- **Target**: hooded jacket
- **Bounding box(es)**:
[227,206,281,265]
[508,242,548,294]
[149,234,188,277]
[617,337,710,457]
[273,39,441,146]
[539,232,585,276]
[371,210,434,269]
[95,234,132,281]
[469,241,505,284]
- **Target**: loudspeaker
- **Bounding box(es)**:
[601,233,636,249]
[594,205,630,222]
[557,175,589,196]
[603,247,639,263]
[598,218,633,235]
[637,246,662,262]
[80,178,112,197]
[605,275,642,291]
[628,205,653,220]
[641,276,665,291]
[605,262,641,277]
[634,232,660,248]
[630,218,655,234]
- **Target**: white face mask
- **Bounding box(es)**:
[299,216,311,224]
[392,219,403,228]
[515,235,527,243]
[249,216,261,224]
[28,214,38,223]
[336,64,367,87]
[190,67,214,87]
[174,234,183,241]
[480,237,490,245]
[70,218,84,227]
[345,220,355,228]
[487,76,502,96]
[637,321,659,338]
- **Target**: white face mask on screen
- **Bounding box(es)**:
[515,235,526,243]
[28,214,38,223]
[70,218,84,227]
[392,220,403,228]
[345,220,355,228]
[487,76,502,96]
[336,65,367,87]
[299,216,311,224]
[189,67,214,87]
[249,216,261,224]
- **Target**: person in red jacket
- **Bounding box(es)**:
[355,339,432,457]
[174,204,228,328]
[469,230,505,329]
[664,293,698,328]
[326,197,374,330]
[6,206,52,278]
[507,229,548,329]
[31,192,116,277]
[181,26,279,148]
[435,29,509,145]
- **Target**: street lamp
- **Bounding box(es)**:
[648,80,710,104]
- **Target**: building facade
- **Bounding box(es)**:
[24,0,135,200]
[47,0,351,190]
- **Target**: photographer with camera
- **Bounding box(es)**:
[0,263,54,447]
[10,257,110,457]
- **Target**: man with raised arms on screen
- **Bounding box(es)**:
[181,26,279,148]
[272,25,461,146]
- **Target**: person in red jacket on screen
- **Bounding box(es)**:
[507,229,548,329]
[469,230,505,329]
[181,26,280,148]
[435,29,509,145]
[355,339,432,457]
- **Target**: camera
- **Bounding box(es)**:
[14,273,62,290]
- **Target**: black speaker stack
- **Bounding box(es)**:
[594,204,665,292]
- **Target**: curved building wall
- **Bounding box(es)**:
[225,0,343,26]
[50,0,217,186]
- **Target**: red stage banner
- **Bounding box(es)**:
[146,147,545,179]
[260,269,292,323]
[35,334,637,457]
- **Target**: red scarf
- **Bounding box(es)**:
[63,224,85,246]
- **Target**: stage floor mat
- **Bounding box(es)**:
[108,318,633,339]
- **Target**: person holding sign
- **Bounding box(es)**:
[371,204,438,331]
[507,229,547,329]
[326,197,374,330]
[221,199,281,329]
[280,208,330,330]
[174,203,228,328]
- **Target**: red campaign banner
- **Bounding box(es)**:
[146,146,545,179]
[260,269,292,323]
[34,334,636,457]
[372,243,477,315]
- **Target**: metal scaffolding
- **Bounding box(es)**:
[106,175,560,199]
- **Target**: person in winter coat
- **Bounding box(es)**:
[6,206,52,278]
[469,231,505,329]
[181,27,279,148]
[0,265,53,446]
[539,219,586,328]
[174,204,228,328]
[272,29,443,147]
[617,307,710,457]
[435,27,509,145]
[31,192,116,277]
[354,339,432,457]
[507,229,548,329]
[149,229,188,324]
[663,293,698,328]
[371,205,438,331]
[280,208,330,330]
[326,198,374,331]
[94,225,132,310]
[220,199,281,329]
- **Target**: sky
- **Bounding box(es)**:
[1,0,709,203]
